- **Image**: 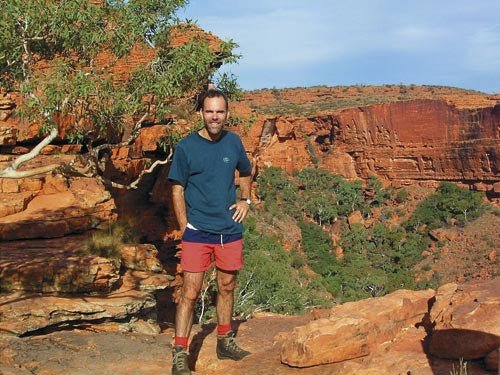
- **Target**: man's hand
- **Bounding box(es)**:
[229,200,250,223]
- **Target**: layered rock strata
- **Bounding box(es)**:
[246,100,499,192]
[0,174,115,241]
[0,240,173,336]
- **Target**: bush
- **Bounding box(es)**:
[330,223,427,301]
[366,175,391,205]
[233,222,329,318]
[406,182,485,231]
[253,166,440,303]
[299,221,337,276]
[394,188,409,203]
[80,218,141,258]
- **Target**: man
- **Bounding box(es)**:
[168,88,252,375]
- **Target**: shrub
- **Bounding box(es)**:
[80,219,140,258]
[291,251,306,269]
[366,175,391,205]
[299,221,337,277]
[234,223,328,318]
[394,188,409,203]
[406,182,485,231]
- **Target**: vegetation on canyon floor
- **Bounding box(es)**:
[195,167,487,319]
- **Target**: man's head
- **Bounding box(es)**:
[198,89,229,140]
[198,89,229,111]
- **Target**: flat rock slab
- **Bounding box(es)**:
[0,177,115,241]
[429,278,500,361]
[0,285,158,336]
[280,288,435,367]
[0,331,171,375]
[0,236,120,293]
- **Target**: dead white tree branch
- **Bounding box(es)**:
[128,147,173,189]
[0,127,59,178]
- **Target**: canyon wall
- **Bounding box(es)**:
[241,99,499,193]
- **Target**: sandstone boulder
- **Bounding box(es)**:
[120,244,164,273]
[0,177,115,240]
[428,279,500,360]
[0,235,172,336]
[0,126,17,145]
[280,288,434,367]
[275,118,295,139]
[428,228,459,242]
[347,210,364,228]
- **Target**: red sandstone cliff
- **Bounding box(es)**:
[238,98,499,193]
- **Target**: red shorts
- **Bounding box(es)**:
[181,228,243,272]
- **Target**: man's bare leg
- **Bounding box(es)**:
[216,269,237,326]
[175,271,205,340]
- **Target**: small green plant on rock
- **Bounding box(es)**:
[80,219,141,258]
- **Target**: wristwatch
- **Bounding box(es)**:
[241,198,251,205]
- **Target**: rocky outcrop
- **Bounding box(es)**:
[429,279,500,363]
[1,282,497,375]
[0,175,115,241]
[0,239,173,336]
[0,286,158,336]
[278,279,499,372]
[280,289,434,367]
[246,99,500,192]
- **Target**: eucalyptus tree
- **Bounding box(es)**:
[0,0,239,186]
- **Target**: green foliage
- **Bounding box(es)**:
[157,126,196,153]
[300,221,337,276]
[331,223,422,301]
[290,250,306,269]
[234,218,329,318]
[406,182,484,231]
[305,136,319,165]
[215,71,242,101]
[302,191,337,225]
[256,167,299,217]
[258,167,392,226]
[254,166,440,303]
[1,0,239,141]
[294,168,369,220]
[366,175,391,204]
[80,219,141,259]
[394,188,409,204]
[294,168,337,191]
[298,218,428,302]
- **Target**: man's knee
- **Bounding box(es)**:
[180,284,201,303]
[217,277,236,296]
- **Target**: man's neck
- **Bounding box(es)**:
[198,128,223,141]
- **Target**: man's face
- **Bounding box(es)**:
[200,96,229,137]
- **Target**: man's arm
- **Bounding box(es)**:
[230,171,252,223]
[239,171,251,202]
[171,182,188,233]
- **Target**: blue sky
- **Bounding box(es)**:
[179,0,500,93]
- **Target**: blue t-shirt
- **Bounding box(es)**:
[168,130,251,234]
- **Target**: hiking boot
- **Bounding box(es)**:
[216,331,251,361]
[172,346,191,375]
